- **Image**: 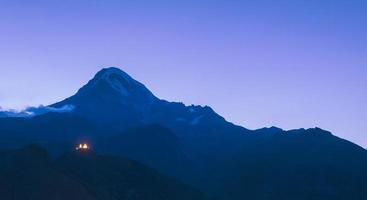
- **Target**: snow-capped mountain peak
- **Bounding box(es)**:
[77,67,158,102]
[90,67,137,96]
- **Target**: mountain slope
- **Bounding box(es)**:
[52,67,247,141]
[0,145,207,200]
[0,113,99,155]
[0,145,95,200]
[96,124,194,179]
[0,67,366,199]
[219,128,367,200]
[52,67,159,129]
[51,67,251,166]
[58,150,206,200]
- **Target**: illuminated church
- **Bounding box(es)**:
[76,143,90,151]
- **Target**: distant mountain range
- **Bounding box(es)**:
[0,67,366,200]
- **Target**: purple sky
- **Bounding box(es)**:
[0,0,366,147]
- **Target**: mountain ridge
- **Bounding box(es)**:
[0,67,366,199]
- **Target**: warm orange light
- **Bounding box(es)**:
[76,143,90,150]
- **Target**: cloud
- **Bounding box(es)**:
[25,105,75,115]
[0,105,75,118]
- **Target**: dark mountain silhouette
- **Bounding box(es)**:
[0,145,95,200]
[51,67,159,129]
[96,124,194,180]
[0,67,366,199]
[0,113,99,155]
[0,145,207,200]
[218,128,367,200]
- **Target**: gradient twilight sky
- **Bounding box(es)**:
[0,0,366,146]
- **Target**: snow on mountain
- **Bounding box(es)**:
[81,67,158,102]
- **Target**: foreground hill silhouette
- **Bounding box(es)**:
[0,145,206,200]
[0,67,367,199]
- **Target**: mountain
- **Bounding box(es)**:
[0,145,95,200]
[51,67,243,142]
[218,128,367,200]
[51,67,250,161]
[0,67,367,199]
[51,67,159,128]
[0,112,99,155]
[96,124,194,180]
[0,145,207,200]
